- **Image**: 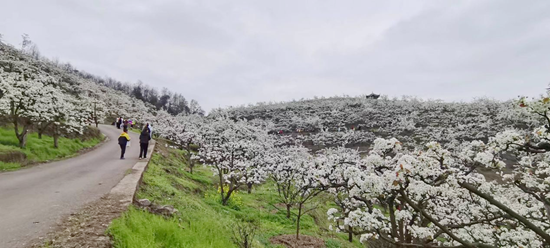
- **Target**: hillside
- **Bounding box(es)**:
[0,39,198,170]
[0,40,202,125]
[224,96,539,150]
[108,140,363,248]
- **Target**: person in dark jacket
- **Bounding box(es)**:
[118,128,131,159]
[139,128,151,160]
[117,117,123,129]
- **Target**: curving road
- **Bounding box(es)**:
[0,125,140,248]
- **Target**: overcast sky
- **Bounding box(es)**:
[1,0,549,111]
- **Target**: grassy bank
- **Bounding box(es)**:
[108,141,363,248]
[0,126,104,172]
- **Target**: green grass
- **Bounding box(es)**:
[128,127,142,134]
[0,162,21,171]
[108,143,364,248]
[0,126,104,172]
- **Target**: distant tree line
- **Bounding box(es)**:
[79,75,204,116]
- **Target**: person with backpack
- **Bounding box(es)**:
[139,128,151,160]
[118,128,131,159]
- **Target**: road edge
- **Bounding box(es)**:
[108,140,156,206]
[27,140,157,248]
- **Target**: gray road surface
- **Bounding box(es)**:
[0,125,141,248]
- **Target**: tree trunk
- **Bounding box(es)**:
[18,132,28,148]
[37,122,51,140]
[222,186,235,206]
[286,204,291,219]
[348,226,353,242]
[53,125,59,148]
[247,183,252,194]
[398,214,404,244]
[14,122,29,148]
[187,153,194,174]
[388,197,398,239]
[93,103,99,128]
[218,168,225,203]
[54,134,59,148]
[296,203,303,240]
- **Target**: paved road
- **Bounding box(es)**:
[0,125,140,248]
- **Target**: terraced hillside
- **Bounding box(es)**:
[224,96,538,150]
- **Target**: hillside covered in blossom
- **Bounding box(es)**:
[223,96,539,151]
[0,39,203,134]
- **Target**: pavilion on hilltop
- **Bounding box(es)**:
[366,93,380,99]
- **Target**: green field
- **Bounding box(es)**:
[108,142,363,248]
[0,126,104,172]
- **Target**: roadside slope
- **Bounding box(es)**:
[0,125,139,248]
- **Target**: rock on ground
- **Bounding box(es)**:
[136,198,178,217]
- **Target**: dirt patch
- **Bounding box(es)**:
[270,234,326,248]
[0,150,26,163]
[27,195,127,248]
[154,139,171,158]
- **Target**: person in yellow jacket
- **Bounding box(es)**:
[118,128,131,159]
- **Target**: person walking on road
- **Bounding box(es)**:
[147,123,153,138]
[117,117,123,129]
[139,128,151,160]
[118,128,131,160]
[122,120,129,131]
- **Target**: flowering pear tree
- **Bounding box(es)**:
[239,130,273,194]
[173,114,203,174]
[196,117,269,205]
[50,94,87,148]
[325,134,549,247]
[150,110,178,139]
[33,86,57,139]
[0,70,49,148]
[22,79,88,148]
[268,144,331,239]
[314,147,363,242]
[268,145,310,219]
[89,99,106,128]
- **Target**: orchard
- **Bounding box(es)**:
[145,90,550,247]
[2,36,550,247]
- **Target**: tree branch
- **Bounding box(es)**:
[459,181,550,244]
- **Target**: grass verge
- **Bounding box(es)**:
[108,141,363,248]
[0,126,104,172]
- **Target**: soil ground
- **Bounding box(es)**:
[27,195,126,248]
[270,234,326,248]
